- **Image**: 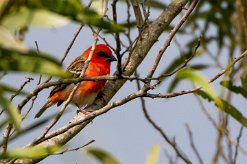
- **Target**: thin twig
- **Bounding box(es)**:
[185,124,203,164]
[10,77,33,101]
[131,0,143,32]
[194,95,218,128]
[54,139,95,155]
[1,124,12,153]
[233,126,244,164]
[112,0,122,77]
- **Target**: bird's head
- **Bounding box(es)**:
[83,44,117,63]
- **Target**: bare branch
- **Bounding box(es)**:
[233,126,244,164]
[131,0,144,31]
[54,140,95,155]
[185,124,203,164]
[112,0,122,77]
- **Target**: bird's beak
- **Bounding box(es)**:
[107,55,117,62]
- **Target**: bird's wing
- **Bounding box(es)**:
[49,56,86,97]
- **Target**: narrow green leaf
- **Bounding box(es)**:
[0,48,69,78]
[190,64,209,70]
[241,76,247,91]
[167,78,180,92]
[24,0,125,32]
[119,0,167,10]
[220,80,247,98]
[146,144,160,164]
[0,26,27,52]
[2,7,70,33]
[159,56,185,83]
[216,99,247,127]
[0,90,22,131]
[159,50,195,84]
[0,119,9,131]
[177,68,217,99]
[8,111,63,143]
[79,8,125,33]
[196,90,214,102]
[146,0,167,9]
[0,145,62,159]
[0,83,28,96]
[87,148,119,164]
[197,90,247,127]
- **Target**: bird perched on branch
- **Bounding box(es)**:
[35,44,117,118]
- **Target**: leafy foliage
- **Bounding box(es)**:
[87,147,119,164]
[176,68,247,127]
[146,144,160,164]
[1,0,124,33]
[0,48,69,77]
[196,90,247,127]
[0,145,62,159]
[184,0,236,50]
[0,89,22,131]
[220,77,247,98]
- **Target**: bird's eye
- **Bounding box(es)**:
[96,51,109,58]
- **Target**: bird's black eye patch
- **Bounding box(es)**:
[96,51,109,58]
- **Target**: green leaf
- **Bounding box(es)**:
[220,80,247,98]
[2,7,70,33]
[159,56,185,83]
[0,119,9,131]
[177,68,217,99]
[167,77,180,92]
[196,90,214,102]
[119,0,166,10]
[0,83,28,96]
[79,8,124,33]
[24,0,124,32]
[147,0,167,9]
[0,145,62,159]
[159,49,196,84]
[0,90,22,131]
[197,90,247,127]
[0,48,69,78]
[217,99,247,127]
[87,147,119,164]
[190,64,209,70]
[8,111,63,143]
[241,76,247,91]
[0,26,27,52]
[146,144,160,164]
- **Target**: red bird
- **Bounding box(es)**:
[35,44,116,118]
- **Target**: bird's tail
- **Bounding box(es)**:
[34,101,54,118]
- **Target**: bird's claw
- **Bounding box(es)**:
[76,109,90,115]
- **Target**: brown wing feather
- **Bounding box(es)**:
[49,55,86,97]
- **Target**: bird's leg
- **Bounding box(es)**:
[76,104,92,115]
[76,104,94,123]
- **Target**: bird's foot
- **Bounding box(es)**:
[76,109,92,115]
[76,109,94,124]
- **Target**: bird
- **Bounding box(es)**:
[34,44,117,118]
